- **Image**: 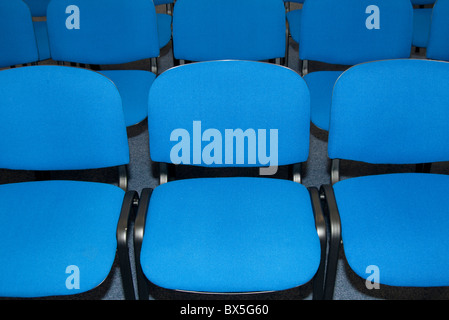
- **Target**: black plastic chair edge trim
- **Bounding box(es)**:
[308,187,327,300]
[116,190,140,300]
[118,165,128,191]
[134,187,154,300]
[320,184,342,300]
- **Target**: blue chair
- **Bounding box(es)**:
[22,0,51,61]
[0,65,137,299]
[172,0,286,65]
[133,60,327,300]
[323,59,449,299]
[299,0,413,132]
[426,0,449,61]
[47,0,168,127]
[154,5,173,50]
[411,0,436,48]
[0,0,39,68]
[285,0,304,47]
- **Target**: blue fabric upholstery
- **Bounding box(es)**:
[154,0,174,5]
[172,0,286,61]
[141,177,321,292]
[412,8,432,47]
[304,71,343,131]
[22,0,50,16]
[140,60,323,297]
[47,0,163,127]
[427,0,449,61]
[287,9,301,44]
[0,181,125,297]
[22,0,51,60]
[334,173,449,287]
[33,20,51,61]
[299,0,413,65]
[0,0,39,68]
[157,13,172,49]
[99,70,156,127]
[327,58,449,288]
[411,0,435,4]
[300,0,413,132]
[47,0,160,65]
[0,65,130,298]
[0,66,129,170]
[284,0,304,44]
[410,1,436,47]
[328,59,449,164]
[148,60,310,167]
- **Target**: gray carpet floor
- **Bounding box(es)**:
[2,4,449,301]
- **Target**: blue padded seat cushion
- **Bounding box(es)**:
[157,13,172,49]
[0,180,125,297]
[33,21,51,61]
[141,177,321,293]
[426,0,449,61]
[411,0,435,4]
[99,70,156,127]
[287,9,302,44]
[23,0,50,17]
[412,8,432,48]
[304,71,344,131]
[334,173,449,287]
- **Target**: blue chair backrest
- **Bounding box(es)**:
[173,0,286,61]
[47,0,160,65]
[0,66,129,170]
[0,0,39,68]
[23,0,51,16]
[148,61,310,168]
[328,59,449,164]
[299,0,413,65]
[426,0,449,61]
